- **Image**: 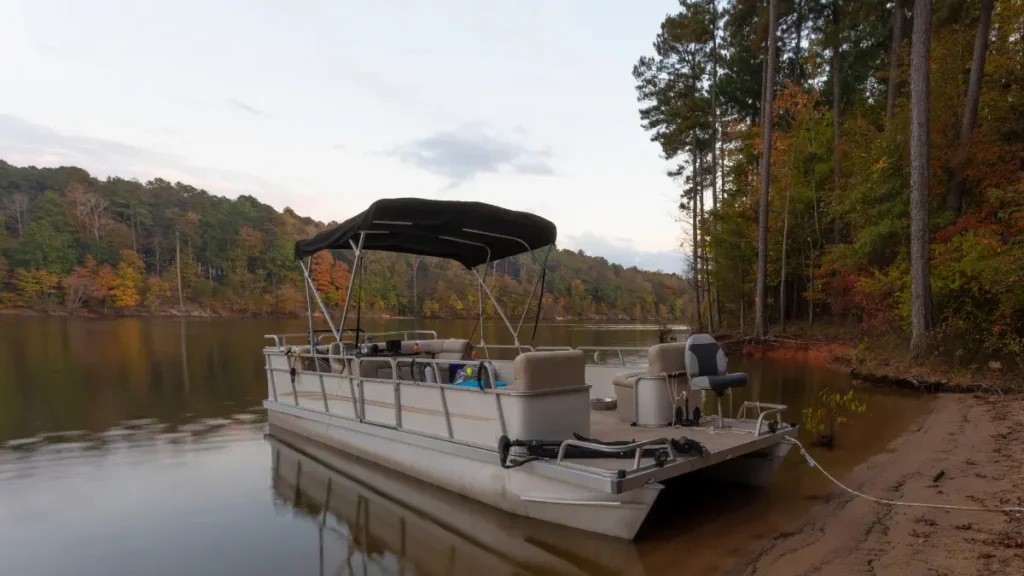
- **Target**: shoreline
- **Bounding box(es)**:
[741,392,1024,575]
[720,331,1021,394]
[0,306,681,323]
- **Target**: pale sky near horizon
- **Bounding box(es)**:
[1,0,688,273]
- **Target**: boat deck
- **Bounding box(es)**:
[590,409,769,459]
[531,408,797,494]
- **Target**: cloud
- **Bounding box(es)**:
[389,124,554,188]
[562,231,685,274]
[227,98,266,116]
[0,115,295,205]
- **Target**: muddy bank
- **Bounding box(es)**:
[720,333,1020,394]
[741,393,1024,576]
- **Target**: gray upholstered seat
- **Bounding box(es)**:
[684,333,747,426]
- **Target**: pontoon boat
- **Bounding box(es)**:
[263,198,796,539]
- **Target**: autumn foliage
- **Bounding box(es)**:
[0,164,686,319]
[635,0,1024,362]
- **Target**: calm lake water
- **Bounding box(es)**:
[0,316,931,575]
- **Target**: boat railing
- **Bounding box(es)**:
[363,330,439,342]
[264,330,439,349]
[554,437,679,472]
[474,344,650,366]
[735,401,787,437]
[581,346,650,366]
[265,347,515,443]
[477,344,536,360]
[534,345,649,366]
[265,333,326,348]
[265,336,653,369]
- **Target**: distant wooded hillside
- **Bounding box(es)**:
[0,161,687,319]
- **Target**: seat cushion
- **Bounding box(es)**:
[612,370,646,389]
[690,373,748,395]
[513,350,586,391]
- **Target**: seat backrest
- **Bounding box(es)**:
[400,339,473,360]
[513,350,586,391]
[646,342,686,375]
[685,333,727,378]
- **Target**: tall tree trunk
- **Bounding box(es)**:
[761,42,768,125]
[808,251,815,326]
[947,0,994,214]
[755,0,778,339]
[909,0,934,356]
[176,231,184,310]
[711,0,721,332]
[131,207,137,252]
[692,149,703,332]
[831,0,842,243]
[792,0,804,82]
[698,158,712,331]
[739,264,746,336]
[886,0,905,122]
[792,262,799,322]
[780,145,796,332]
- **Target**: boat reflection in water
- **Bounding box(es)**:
[268,426,645,576]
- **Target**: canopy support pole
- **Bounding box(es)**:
[303,258,317,349]
[477,269,488,358]
[338,232,366,336]
[515,246,553,340]
[471,267,519,349]
[300,258,340,343]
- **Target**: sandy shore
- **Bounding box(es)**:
[741,393,1024,576]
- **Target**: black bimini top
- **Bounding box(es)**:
[293,198,557,268]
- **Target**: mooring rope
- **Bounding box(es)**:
[785,437,1024,514]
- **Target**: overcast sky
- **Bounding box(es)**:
[1,0,687,273]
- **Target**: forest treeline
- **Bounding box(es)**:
[0,161,687,319]
[634,0,1022,362]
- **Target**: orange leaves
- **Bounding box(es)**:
[330,260,351,304]
[63,259,103,309]
[14,268,60,305]
[275,285,305,315]
[309,251,335,302]
[309,251,353,308]
[144,276,171,309]
[111,249,145,308]
[119,249,144,272]
[95,265,118,295]
[774,81,818,121]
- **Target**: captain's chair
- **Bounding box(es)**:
[684,334,747,428]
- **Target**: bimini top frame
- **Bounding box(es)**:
[293,198,557,350]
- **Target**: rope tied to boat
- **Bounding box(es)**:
[785,437,1024,514]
